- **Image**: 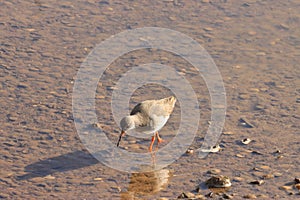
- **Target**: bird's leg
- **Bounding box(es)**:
[149,135,155,152]
[156,132,164,143]
[155,132,164,150]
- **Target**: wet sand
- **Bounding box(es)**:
[1,0,299,199]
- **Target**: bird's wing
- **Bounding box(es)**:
[130,102,142,115]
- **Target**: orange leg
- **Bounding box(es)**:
[149,136,155,152]
[156,132,164,143]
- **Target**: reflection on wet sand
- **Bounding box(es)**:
[121,166,171,199]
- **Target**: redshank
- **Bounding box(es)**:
[116,96,177,151]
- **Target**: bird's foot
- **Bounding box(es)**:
[157,137,164,144]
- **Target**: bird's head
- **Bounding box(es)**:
[117,116,135,147]
[120,116,135,132]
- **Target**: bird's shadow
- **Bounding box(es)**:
[17,150,98,180]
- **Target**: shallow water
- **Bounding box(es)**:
[1,0,299,199]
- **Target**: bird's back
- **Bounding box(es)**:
[130,96,176,117]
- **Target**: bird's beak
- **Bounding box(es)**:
[116,130,125,147]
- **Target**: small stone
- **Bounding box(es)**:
[248,31,257,36]
[93,178,103,181]
[278,23,289,30]
[223,193,234,199]
[36,183,47,187]
[38,129,52,134]
[223,131,234,135]
[233,177,244,182]
[92,123,101,128]
[186,149,194,155]
[251,150,263,155]
[204,27,214,31]
[256,52,266,56]
[259,165,271,170]
[236,154,245,158]
[243,194,257,199]
[159,198,169,200]
[273,172,283,177]
[95,95,105,99]
[205,175,231,188]
[279,185,293,191]
[200,144,221,153]
[238,94,250,100]
[249,180,264,185]
[239,118,254,128]
[262,174,274,179]
[274,149,281,154]
[249,88,260,92]
[168,16,176,21]
[257,194,269,198]
[44,175,55,180]
[0,193,9,198]
[205,192,214,198]
[7,115,17,121]
[276,155,284,160]
[178,192,195,199]
[194,194,205,199]
[295,184,300,190]
[295,178,300,184]
[241,138,252,145]
[207,169,221,175]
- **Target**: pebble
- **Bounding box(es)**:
[207,168,221,175]
[159,198,169,200]
[194,194,205,199]
[273,172,283,177]
[203,27,214,31]
[223,193,234,199]
[276,155,284,160]
[186,149,194,155]
[295,178,300,184]
[259,165,271,170]
[279,185,293,191]
[256,52,266,56]
[178,191,195,199]
[238,94,250,100]
[38,129,52,134]
[295,184,300,190]
[254,105,264,110]
[239,118,254,128]
[257,194,269,198]
[7,115,17,121]
[241,138,252,145]
[233,177,244,182]
[262,174,274,179]
[243,194,257,199]
[0,193,9,198]
[236,154,245,158]
[93,178,103,181]
[249,180,264,185]
[200,144,221,153]
[223,131,234,135]
[248,31,257,36]
[44,175,55,180]
[278,23,289,30]
[249,88,260,92]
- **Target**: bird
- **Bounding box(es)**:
[117,96,177,151]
